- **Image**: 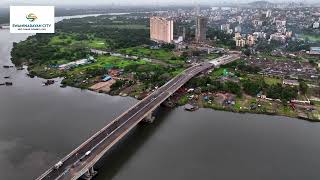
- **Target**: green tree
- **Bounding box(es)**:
[299,81,308,95]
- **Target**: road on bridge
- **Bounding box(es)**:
[37,54,240,180]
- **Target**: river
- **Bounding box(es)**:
[1,15,320,180]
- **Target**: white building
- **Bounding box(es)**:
[235,25,242,33]
[253,32,267,39]
[220,24,230,32]
[270,33,287,43]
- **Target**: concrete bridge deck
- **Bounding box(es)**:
[36,54,240,180]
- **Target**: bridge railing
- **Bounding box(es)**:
[36,63,205,180]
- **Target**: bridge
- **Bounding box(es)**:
[36,54,240,180]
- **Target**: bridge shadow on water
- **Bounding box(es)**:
[93,106,174,180]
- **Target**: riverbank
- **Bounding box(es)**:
[175,90,320,122]
[21,63,320,123]
[9,13,320,122]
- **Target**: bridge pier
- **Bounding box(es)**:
[81,167,97,180]
[143,111,155,123]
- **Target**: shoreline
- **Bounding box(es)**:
[26,68,320,123]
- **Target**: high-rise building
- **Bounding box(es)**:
[195,16,207,42]
[234,32,242,40]
[247,35,255,46]
[235,25,242,33]
[236,39,246,48]
[150,16,174,43]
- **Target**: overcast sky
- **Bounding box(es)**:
[1,0,318,6]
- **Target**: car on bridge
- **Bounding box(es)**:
[54,161,63,170]
[85,151,91,156]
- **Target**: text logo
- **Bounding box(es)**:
[10,6,55,34]
[26,13,38,22]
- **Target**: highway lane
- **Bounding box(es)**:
[61,65,208,179]
[38,63,209,180]
[38,55,239,180]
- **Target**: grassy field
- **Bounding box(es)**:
[119,47,176,61]
[210,68,225,78]
[299,34,320,42]
[205,53,221,60]
[264,77,282,85]
[177,95,189,106]
[77,56,147,70]
[88,39,107,49]
[258,53,292,61]
[50,35,73,45]
[95,24,148,29]
[50,34,108,49]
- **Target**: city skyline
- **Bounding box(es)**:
[1,0,320,6]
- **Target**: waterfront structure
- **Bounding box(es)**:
[150,16,173,43]
[195,16,207,42]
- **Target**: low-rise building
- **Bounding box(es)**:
[308,47,320,55]
[270,33,286,43]
[285,31,292,38]
[58,56,95,70]
[283,79,299,86]
[220,24,230,32]
[253,32,266,39]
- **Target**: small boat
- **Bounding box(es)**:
[4,76,10,79]
[184,104,198,111]
[5,82,13,86]
[0,83,5,86]
[43,79,55,86]
[16,67,24,70]
[26,74,35,78]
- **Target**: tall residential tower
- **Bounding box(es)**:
[195,16,208,42]
[150,16,174,43]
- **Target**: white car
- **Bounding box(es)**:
[54,161,63,170]
[85,151,91,156]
